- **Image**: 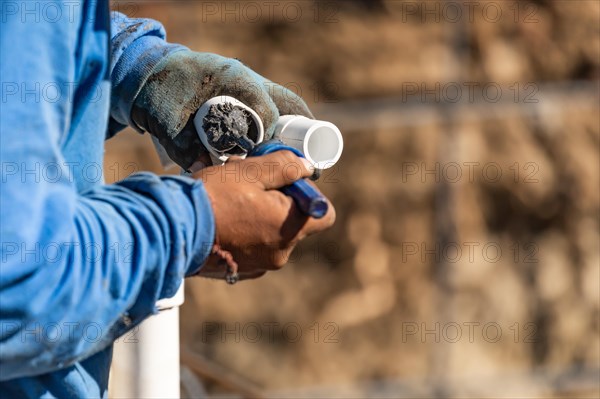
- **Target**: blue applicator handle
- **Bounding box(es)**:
[250,140,329,219]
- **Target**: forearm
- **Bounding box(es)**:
[0,173,214,380]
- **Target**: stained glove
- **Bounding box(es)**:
[131,51,313,170]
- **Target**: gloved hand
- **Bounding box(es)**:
[131,51,314,170]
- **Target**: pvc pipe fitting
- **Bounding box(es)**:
[193,97,343,170]
[274,115,343,170]
[193,96,265,165]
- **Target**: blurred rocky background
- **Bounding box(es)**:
[105,1,599,397]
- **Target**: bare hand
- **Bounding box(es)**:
[193,150,336,281]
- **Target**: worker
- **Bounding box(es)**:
[0,2,335,397]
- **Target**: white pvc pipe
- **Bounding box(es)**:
[274,115,343,170]
[110,286,184,399]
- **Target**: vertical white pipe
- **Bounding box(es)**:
[110,286,184,398]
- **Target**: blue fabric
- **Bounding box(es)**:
[0,2,215,397]
[109,11,187,134]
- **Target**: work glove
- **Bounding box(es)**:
[131,51,314,170]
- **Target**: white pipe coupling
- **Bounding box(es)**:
[274,115,343,170]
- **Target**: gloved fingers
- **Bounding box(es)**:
[133,51,280,140]
[133,51,315,166]
[229,63,313,136]
[263,79,314,119]
[156,118,208,170]
[215,58,281,139]
[252,150,314,190]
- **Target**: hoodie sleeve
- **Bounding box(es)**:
[0,4,214,380]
